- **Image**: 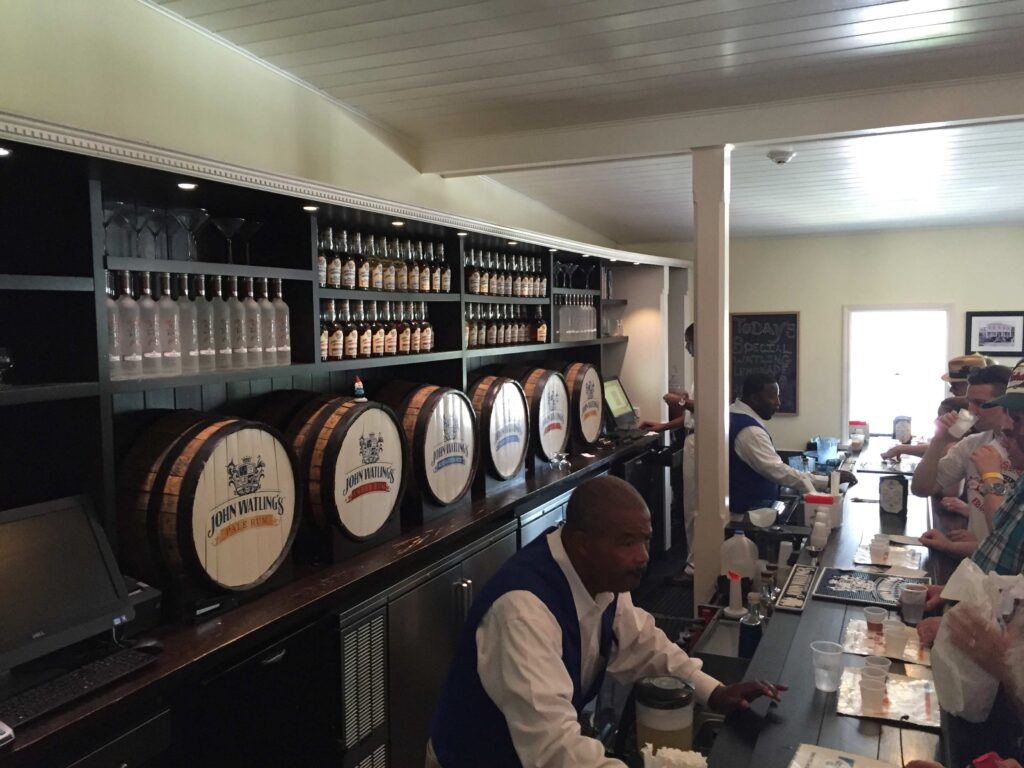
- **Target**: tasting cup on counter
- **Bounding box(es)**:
[899,583,928,625]
[810,641,844,692]
[883,620,909,656]
[863,606,887,632]
[864,655,892,674]
[859,677,886,711]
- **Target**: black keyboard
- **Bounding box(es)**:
[615,428,648,441]
[0,648,156,727]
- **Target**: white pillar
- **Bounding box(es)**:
[691,146,731,610]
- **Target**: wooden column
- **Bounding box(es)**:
[691,145,731,610]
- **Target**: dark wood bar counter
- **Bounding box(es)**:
[0,436,657,768]
[710,452,947,768]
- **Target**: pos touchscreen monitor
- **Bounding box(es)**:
[0,496,133,672]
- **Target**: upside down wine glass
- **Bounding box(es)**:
[169,208,210,262]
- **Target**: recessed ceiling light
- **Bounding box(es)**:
[302,205,319,212]
[0,147,12,157]
[177,182,197,190]
[549,248,557,252]
[456,232,468,237]
[392,220,405,227]
[766,149,796,165]
[633,262,641,266]
[507,240,518,246]
[609,258,618,262]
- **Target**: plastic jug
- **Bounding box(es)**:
[635,676,695,754]
[814,436,839,463]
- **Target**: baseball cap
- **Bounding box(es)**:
[982,358,1024,410]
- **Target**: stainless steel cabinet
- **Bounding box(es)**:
[519,489,572,547]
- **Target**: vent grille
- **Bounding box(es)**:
[355,744,387,768]
[341,612,387,749]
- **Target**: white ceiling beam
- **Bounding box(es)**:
[420,74,1024,176]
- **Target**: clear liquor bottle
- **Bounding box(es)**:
[439,244,451,293]
[272,278,291,366]
[116,270,142,379]
[105,272,122,380]
[194,275,217,371]
[383,301,398,356]
[430,243,443,293]
[417,241,431,293]
[176,273,199,374]
[407,240,420,294]
[138,272,162,376]
[393,237,408,292]
[242,276,263,368]
[420,302,433,352]
[368,235,384,291]
[257,277,278,364]
[340,230,357,290]
[354,300,372,359]
[225,275,248,369]
[382,238,397,292]
[355,233,371,290]
[340,299,358,360]
[209,275,234,370]
[321,300,332,362]
[409,301,422,354]
[156,272,182,376]
[369,300,385,358]
[396,301,410,355]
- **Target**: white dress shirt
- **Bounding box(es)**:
[730,400,827,495]
[936,430,1020,540]
[475,530,720,768]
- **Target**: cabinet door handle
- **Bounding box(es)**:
[260,648,287,666]
[463,579,474,619]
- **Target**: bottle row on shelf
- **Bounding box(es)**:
[317,228,453,293]
[106,270,291,380]
[553,294,599,342]
[465,303,547,349]
[320,299,435,361]
[464,249,548,298]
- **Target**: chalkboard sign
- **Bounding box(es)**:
[731,312,799,415]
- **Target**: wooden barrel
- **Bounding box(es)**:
[503,366,570,461]
[256,392,406,541]
[118,410,299,593]
[563,362,604,446]
[378,382,478,506]
[467,375,530,480]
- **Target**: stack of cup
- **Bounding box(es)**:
[882,620,909,657]
[863,656,891,676]
[863,606,888,634]
[859,676,886,712]
[900,583,928,625]
[868,535,889,563]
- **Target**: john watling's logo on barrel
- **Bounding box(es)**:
[208,455,286,544]
[433,415,469,473]
[342,432,397,503]
[543,388,565,434]
[494,420,523,451]
[582,380,601,422]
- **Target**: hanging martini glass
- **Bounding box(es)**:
[211,217,245,264]
[169,208,210,262]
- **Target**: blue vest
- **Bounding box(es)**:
[729,411,780,513]
[431,529,618,768]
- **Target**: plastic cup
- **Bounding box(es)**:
[864,655,892,673]
[863,607,887,633]
[859,677,886,711]
[869,542,889,562]
[861,666,888,682]
[883,621,909,657]
[900,584,928,625]
[810,641,844,692]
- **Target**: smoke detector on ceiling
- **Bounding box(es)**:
[767,149,797,165]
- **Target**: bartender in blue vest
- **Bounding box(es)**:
[730,373,856,512]
[428,476,785,768]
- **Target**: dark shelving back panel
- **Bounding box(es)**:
[0,290,98,384]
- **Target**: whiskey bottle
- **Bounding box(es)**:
[340,230,357,290]
[176,273,199,374]
[467,249,481,295]
[464,303,473,349]
[534,305,548,343]
[355,233,371,290]
[523,258,534,298]
[355,300,372,359]
[407,240,420,293]
[496,254,507,297]
[115,270,142,379]
[340,299,357,360]
[383,301,398,356]
[257,277,278,364]
[420,302,433,352]
[430,243,442,293]
[440,244,451,293]
[537,259,548,297]
[321,300,333,361]
[105,272,122,380]
[209,275,234,369]
[138,272,162,375]
[368,235,384,291]
[328,300,345,361]
[318,226,330,288]
[485,304,498,347]
[382,238,397,292]
[394,237,408,292]
[495,304,506,346]
[242,276,264,368]
[272,278,291,366]
[327,228,343,289]
[226,275,249,369]
[396,301,411,355]
[369,300,385,358]
[194,274,217,371]
[417,241,431,293]
[409,301,422,354]
[512,255,523,298]
[480,252,491,296]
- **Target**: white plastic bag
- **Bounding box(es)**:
[931,559,1017,722]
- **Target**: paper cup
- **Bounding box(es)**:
[900,584,927,625]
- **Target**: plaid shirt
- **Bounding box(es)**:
[972,481,1024,575]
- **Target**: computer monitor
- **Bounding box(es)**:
[0,496,133,672]
[603,376,638,430]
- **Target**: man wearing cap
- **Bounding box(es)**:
[943,352,992,397]
[913,365,1017,549]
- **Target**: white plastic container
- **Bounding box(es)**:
[635,676,695,754]
[721,530,758,579]
[804,494,836,528]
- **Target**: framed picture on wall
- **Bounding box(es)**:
[965,312,1024,357]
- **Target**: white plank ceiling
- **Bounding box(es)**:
[151,0,1024,242]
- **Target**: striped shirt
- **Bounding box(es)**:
[972,481,1024,575]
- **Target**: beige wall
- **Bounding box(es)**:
[0,0,613,247]
[626,225,1024,449]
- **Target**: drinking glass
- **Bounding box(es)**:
[102,200,130,258]
[899,583,927,625]
[563,263,579,289]
[0,347,12,388]
[238,220,263,265]
[170,208,211,262]
[211,217,245,264]
[144,210,170,260]
[580,263,597,290]
[810,641,843,692]
[128,205,156,259]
